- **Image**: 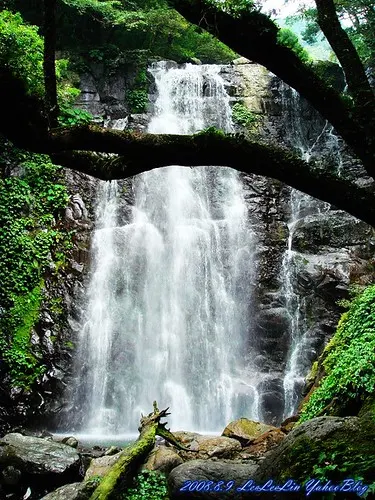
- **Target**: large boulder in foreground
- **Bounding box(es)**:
[0,433,82,497]
[253,415,375,484]
[168,459,258,499]
[41,482,83,499]
[0,433,80,476]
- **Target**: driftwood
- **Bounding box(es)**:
[90,402,196,500]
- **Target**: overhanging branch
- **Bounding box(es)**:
[169,0,375,177]
[48,127,375,228]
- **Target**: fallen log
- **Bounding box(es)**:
[90,402,195,499]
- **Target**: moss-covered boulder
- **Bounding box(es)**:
[253,415,375,483]
[222,418,276,445]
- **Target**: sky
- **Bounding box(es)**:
[261,0,314,19]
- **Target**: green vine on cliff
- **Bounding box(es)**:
[0,138,71,388]
[299,284,375,422]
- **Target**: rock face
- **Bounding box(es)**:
[144,446,183,474]
[84,452,122,480]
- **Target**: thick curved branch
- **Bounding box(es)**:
[48,127,375,227]
[315,0,374,112]
[169,0,375,176]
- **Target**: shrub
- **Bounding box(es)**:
[231,103,258,128]
[122,470,168,500]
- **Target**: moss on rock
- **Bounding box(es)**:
[253,415,375,483]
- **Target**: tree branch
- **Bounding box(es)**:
[169,0,375,177]
[315,0,374,112]
[47,127,375,227]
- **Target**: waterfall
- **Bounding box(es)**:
[68,62,259,436]
[279,85,336,418]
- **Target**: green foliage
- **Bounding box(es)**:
[299,284,375,422]
[310,450,375,491]
[1,285,45,387]
[126,89,148,113]
[61,0,127,25]
[231,103,258,128]
[0,10,92,126]
[9,0,236,65]
[206,0,258,18]
[291,2,375,67]
[277,28,311,64]
[195,126,226,137]
[313,60,345,91]
[0,10,44,96]
[122,470,168,500]
[0,139,70,388]
[86,475,103,489]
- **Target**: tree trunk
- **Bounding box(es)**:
[43,0,59,127]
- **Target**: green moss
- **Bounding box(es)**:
[277,28,311,64]
[90,426,157,499]
[278,418,375,483]
[1,284,44,388]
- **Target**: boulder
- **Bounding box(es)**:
[222,418,276,445]
[61,436,79,449]
[195,436,241,459]
[144,446,183,474]
[253,415,375,483]
[0,433,80,476]
[84,451,122,480]
[232,57,251,65]
[168,459,258,499]
[241,428,285,457]
[40,482,84,499]
[169,433,241,461]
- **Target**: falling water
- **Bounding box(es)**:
[280,85,332,418]
[69,62,259,436]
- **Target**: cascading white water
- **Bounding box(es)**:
[70,62,259,436]
[280,86,332,418]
